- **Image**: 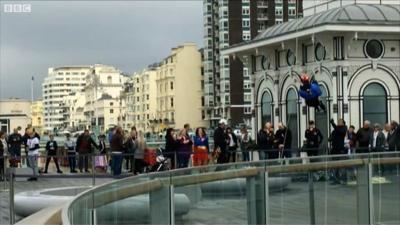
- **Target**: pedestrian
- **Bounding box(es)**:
[134,131,146,174]
[44,134,63,173]
[240,127,253,162]
[64,133,77,173]
[124,128,137,173]
[110,127,125,176]
[0,131,7,181]
[274,122,292,159]
[95,134,108,173]
[304,120,323,156]
[345,125,357,154]
[7,128,22,167]
[26,128,40,181]
[193,127,209,167]
[388,121,400,151]
[356,120,373,153]
[177,128,193,168]
[257,122,275,160]
[165,128,178,169]
[76,129,98,173]
[382,123,391,151]
[214,119,228,164]
[329,118,348,184]
[371,123,385,152]
[226,127,238,162]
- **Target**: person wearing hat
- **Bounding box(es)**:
[299,73,326,112]
[214,119,228,164]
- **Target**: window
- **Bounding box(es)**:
[364,39,384,59]
[286,49,296,66]
[170,98,174,107]
[315,42,326,61]
[242,20,250,28]
[146,94,149,100]
[261,91,273,126]
[110,109,114,114]
[107,76,112,84]
[170,82,174,90]
[363,83,387,126]
[110,102,114,106]
[286,89,298,148]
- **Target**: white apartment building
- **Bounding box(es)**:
[62,91,86,131]
[42,66,91,132]
[83,64,127,132]
[124,66,158,133]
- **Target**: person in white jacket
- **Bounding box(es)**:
[26,129,40,181]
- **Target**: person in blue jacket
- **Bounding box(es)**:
[299,73,326,112]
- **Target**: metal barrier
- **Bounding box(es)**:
[58,151,399,225]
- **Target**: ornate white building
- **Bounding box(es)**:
[223,4,400,149]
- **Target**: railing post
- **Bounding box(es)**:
[308,171,316,225]
[92,154,95,187]
[2,155,6,190]
[150,184,174,225]
[357,161,373,225]
[9,170,15,225]
[246,171,268,225]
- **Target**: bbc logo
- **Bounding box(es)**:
[3,4,31,13]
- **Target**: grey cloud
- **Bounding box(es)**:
[0,0,203,99]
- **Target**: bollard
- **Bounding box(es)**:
[9,171,15,225]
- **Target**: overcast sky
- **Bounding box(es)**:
[0,1,203,100]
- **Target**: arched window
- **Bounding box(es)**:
[286,89,298,148]
[107,76,112,84]
[261,91,273,126]
[363,83,387,126]
[315,85,328,146]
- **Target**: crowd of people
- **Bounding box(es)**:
[0,119,399,182]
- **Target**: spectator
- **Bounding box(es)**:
[275,122,292,158]
[329,118,347,185]
[214,119,228,164]
[382,123,391,151]
[125,129,137,173]
[371,123,385,152]
[345,125,357,154]
[26,129,40,181]
[76,129,98,173]
[95,134,108,173]
[0,131,7,181]
[304,120,323,156]
[193,127,209,167]
[33,128,40,140]
[165,128,178,169]
[356,120,373,153]
[388,121,400,151]
[329,119,347,155]
[226,127,238,162]
[257,122,275,160]
[7,128,22,167]
[110,127,125,176]
[44,134,63,174]
[134,131,146,174]
[240,127,253,162]
[177,128,193,168]
[64,133,77,173]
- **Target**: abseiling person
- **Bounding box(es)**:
[298,73,326,112]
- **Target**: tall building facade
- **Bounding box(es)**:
[203,0,303,128]
[156,43,206,130]
[124,66,158,133]
[42,66,91,131]
[83,64,127,132]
